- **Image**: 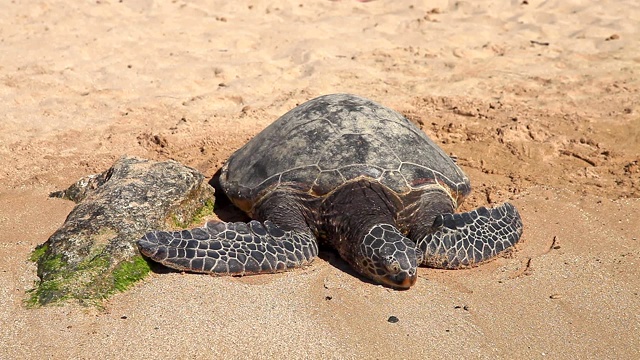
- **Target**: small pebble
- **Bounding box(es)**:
[387,316,399,323]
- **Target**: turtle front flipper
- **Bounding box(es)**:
[137,220,318,275]
[418,202,523,269]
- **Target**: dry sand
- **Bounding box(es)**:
[1,0,639,359]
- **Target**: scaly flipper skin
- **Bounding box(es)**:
[418,202,523,269]
[137,220,318,275]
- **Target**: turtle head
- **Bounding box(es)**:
[357,224,419,289]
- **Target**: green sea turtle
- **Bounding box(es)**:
[138,94,523,289]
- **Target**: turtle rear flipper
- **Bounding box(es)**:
[418,202,523,269]
[138,220,318,275]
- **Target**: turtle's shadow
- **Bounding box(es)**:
[316,251,386,288]
[208,169,251,223]
[144,250,378,287]
[142,257,181,274]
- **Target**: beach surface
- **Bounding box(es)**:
[1,1,639,358]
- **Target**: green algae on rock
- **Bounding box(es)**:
[28,156,215,306]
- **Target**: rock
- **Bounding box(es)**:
[29,156,216,306]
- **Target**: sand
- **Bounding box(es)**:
[1,0,639,359]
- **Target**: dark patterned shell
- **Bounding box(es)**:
[220,94,470,211]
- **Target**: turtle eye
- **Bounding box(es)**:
[382,256,401,274]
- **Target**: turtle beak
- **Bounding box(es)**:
[384,272,417,289]
[401,273,418,288]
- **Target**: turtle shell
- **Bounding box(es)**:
[220,94,470,212]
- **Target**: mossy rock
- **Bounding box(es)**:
[29,156,215,306]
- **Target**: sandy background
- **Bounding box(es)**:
[1,0,639,358]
